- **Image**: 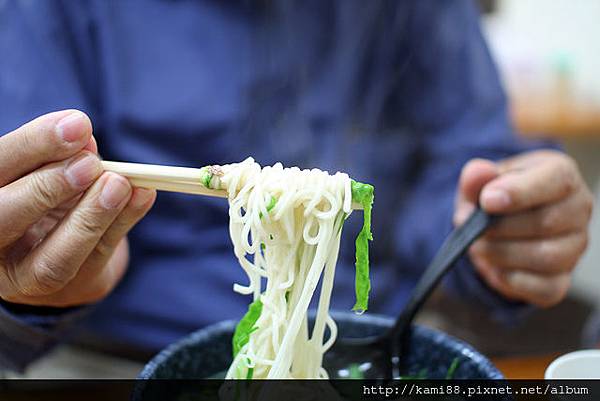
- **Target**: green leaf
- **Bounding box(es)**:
[350,180,374,313]
[232,299,263,357]
[445,357,460,379]
[199,167,213,188]
[266,196,277,212]
[259,196,278,219]
[348,363,364,379]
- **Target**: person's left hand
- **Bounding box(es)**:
[454,150,593,307]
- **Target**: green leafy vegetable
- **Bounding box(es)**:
[350,180,374,313]
[199,167,213,188]
[348,363,364,379]
[232,299,263,357]
[259,196,278,219]
[266,196,277,212]
[399,368,428,380]
[445,357,460,379]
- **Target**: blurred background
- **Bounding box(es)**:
[420,0,600,377]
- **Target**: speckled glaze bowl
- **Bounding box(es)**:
[137,312,503,380]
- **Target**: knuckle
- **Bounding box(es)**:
[536,208,566,235]
[19,118,59,157]
[537,210,558,234]
[30,258,69,295]
[0,265,19,302]
[67,210,105,239]
[27,171,68,211]
[94,237,116,260]
[535,241,556,269]
[17,125,36,153]
[554,157,579,195]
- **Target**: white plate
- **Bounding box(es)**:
[545,349,600,379]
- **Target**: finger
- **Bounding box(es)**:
[480,155,580,213]
[0,152,102,248]
[31,189,157,306]
[469,231,588,275]
[83,135,98,154]
[6,193,88,261]
[481,266,571,308]
[485,191,593,239]
[495,149,564,172]
[11,239,130,307]
[454,159,499,226]
[3,239,131,307]
[8,173,132,297]
[0,110,93,187]
[78,188,156,277]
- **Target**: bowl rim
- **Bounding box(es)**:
[138,312,503,380]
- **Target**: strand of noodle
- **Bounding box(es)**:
[267,222,332,378]
[302,216,321,245]
[321,315,338,352]
[309,213,343,376]
[341,173,352,213]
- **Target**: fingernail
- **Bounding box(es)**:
[56,112,87,143]
[131,188,154,208]
[65,153,102,188]
[481,188,511,210]
[100,175,131,209]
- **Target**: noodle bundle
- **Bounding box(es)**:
[202,158,373,379]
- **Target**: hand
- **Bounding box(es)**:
[454,150,593,308]
[0,110,156,307]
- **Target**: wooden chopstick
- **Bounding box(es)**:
[101,161,206,184]
[101,161,227,198]
[126,177,227,198]
[101,161,363,209]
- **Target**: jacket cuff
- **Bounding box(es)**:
[0,300,88,372]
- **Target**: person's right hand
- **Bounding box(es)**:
[0,110,156,307]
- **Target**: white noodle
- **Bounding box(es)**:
[216,158,351,379]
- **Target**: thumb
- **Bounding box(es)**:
[454,158,499,225]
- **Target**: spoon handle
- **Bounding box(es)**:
[388,207,496,376]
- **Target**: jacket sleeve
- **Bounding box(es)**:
[0,1,100,371]
[391,0,556,322]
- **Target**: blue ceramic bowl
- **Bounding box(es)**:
[138,312,503,380]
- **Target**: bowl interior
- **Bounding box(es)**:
[139,312,502,380]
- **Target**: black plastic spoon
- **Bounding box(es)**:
[324,207,496,379]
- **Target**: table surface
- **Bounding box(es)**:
[491,353,561,379]
[492,343,600,379]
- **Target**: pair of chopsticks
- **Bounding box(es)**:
[101,161,363,210]
[101,161,227,199]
